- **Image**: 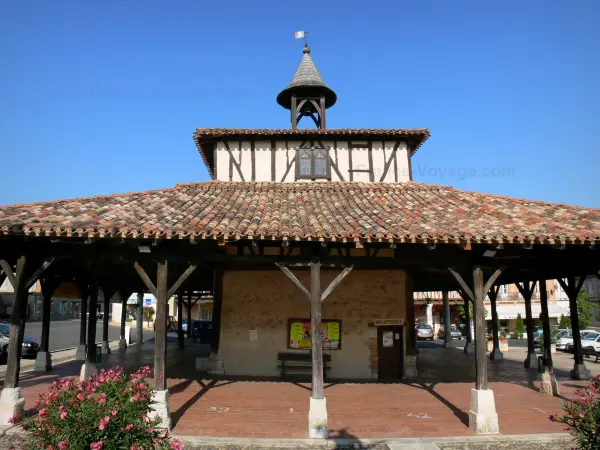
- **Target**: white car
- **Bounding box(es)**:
[556,330,574,350]
[580,331,600,352]
[566,330,598,352]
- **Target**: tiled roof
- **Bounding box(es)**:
[0,182,598,244]
[193,128,431,178]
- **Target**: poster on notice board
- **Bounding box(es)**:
[288,319,341,350]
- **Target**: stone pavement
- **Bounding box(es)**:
[0,339,594,443]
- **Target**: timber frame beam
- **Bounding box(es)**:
[275,263,354,303]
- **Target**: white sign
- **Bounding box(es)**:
[249,330,258,342]
[374,319,405,326]
[382,331,394,347]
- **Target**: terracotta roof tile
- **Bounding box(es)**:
[0,182,598,244]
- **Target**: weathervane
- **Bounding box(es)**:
[295,30,310,48]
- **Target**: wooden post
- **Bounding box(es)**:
[39,278,53,355]
[516,281,537,368]
[473,267,487,390]
[442,291,451,347]
[489,287,501,359]
[463,294,473,348]
[136,292,144,345]
[559,277,591,380]
[4,257,28,388]
[212,269,224,352]
[155,261,168,391]
[101,288,113,354]
[79,288,88,347]
[119,292,127,346]
[186,292,192,338]
[539,280,553,374]
[310,262,324,400]
[177,293,184,350]
[86,268,99,364]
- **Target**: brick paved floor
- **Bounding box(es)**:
[2,341,596,439]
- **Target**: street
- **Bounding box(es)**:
[16,319,156,352]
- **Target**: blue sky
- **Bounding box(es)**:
[1,0,598,207]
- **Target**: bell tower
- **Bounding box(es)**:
[276,45,337,129]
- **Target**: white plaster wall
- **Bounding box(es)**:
[218,269,407,379]
[214,139,411,183]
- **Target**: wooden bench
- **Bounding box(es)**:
[583,346,599,363]
[277,352,332,380]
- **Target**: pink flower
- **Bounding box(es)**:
[579,413,585,418]
[130,394,140,403]
[60,410,68,420]
[59,441,68,450]
[90,441,103,450]
[77,393,84,401]
[111,410,117,416]
[147,427,154,433]
[98,416,110,430]
[549,414,557,422]
[170,439,183,450]
[39,408,48,418]
[125,424,133,431]
[8,412,21,424]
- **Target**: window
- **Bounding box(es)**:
[296,144,330,180]
[200,309,212,321]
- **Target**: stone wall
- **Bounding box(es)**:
[218,269,407,379]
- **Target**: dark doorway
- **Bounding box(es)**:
[377,326,404,381]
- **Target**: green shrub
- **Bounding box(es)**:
[515,314,525,339]
[11,366,182,450]
[550,375,600,450]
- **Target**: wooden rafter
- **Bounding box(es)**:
[276,264,310,299]
[516,280,536,300]
[448,268,474,301]
[134,262,158,298]
[167,264,198,298]
[276,263,353,303]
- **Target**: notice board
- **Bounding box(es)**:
[288,318,342,350]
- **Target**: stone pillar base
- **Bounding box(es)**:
[149,390,172,430]
[490,349,504,361]
[118,339,127,349]
[101,341,110,355]
[468,388,499,434]
[443,339,453,349]
[404,354,418,379]
[35,351,52,371]
[75,344,86,361]
[80,363,98,381]
[524,353,538,369]
[571,363,591,380]
[464,343,475,354]
[0,388,25,425]
[308,397,328,438]
[205,353,225,375]
[540,371,560,396]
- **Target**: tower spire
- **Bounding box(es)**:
[277,34,336,129]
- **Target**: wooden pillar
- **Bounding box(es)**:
[462,293,473,353]
[489,287,502,360]
[539,280,553,374]
[310,262,324,400]
[119,292,127,346]
[39,279,53,354]
[101,289,111,354]
[177,293,184,350]
[186,292,192,338]
[4,257,28,388]
[473,267,487,390]
[405,275,417,355]
[155,261,168,391]
[560,277,591,380]
[212,269,224,352]
[79,289,88,347]
[442,291,452,347]
[524,292,535,364]
[136,292,144,345]
[86,268,99,364]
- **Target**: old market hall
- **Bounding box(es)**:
[0,42,599,438]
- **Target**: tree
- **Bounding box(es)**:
[144,306,155,327]
[559,314,570,329]
[577,287,594,330]
[515,313,525,339]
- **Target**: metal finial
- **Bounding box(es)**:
[303,45,310,54]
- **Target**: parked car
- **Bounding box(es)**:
[556,331,573,350]
[415,323,434,340]
[438,324,462,340]
[153,316,178,333]
[566,330,597,352]
[534,329,569,349]
[580,331,600,352]
[192,320,215,344]
[0,322,40,362]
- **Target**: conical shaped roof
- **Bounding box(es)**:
[277,46,337,109]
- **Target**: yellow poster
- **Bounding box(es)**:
[289,320,340,350]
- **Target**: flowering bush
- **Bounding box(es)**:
[549,374,600,450]
[12,366,183,450]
